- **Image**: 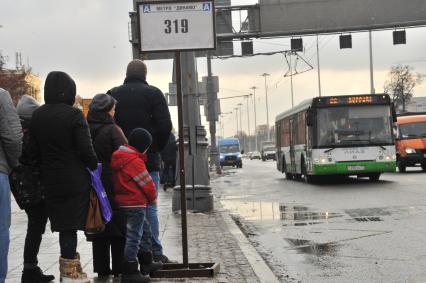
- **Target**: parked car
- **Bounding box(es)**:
[250,151,261,160]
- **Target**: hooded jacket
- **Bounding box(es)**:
[29,71,98,231]
[111,144,157,207]
[0,88,23,174]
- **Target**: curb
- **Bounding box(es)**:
[217,200,280,283]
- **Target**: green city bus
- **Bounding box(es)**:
[275,94,397,182]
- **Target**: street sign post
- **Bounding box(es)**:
[138,0,219,278]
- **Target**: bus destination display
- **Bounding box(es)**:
[315,95,389,107]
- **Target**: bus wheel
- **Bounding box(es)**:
[369,173,381,181]
[285,173,293,180]
[397,161,406,173]
[421,163,426,171]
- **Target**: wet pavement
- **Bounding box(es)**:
[6,179,273,283]
[213,160,426,283]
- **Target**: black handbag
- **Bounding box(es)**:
[9,166,43,210]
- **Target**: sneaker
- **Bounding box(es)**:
[153,255,177,264]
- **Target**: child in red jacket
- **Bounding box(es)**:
[111,128,162,282]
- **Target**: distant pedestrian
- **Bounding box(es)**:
[15,95,55,283]
[108,59,174,263]
[29,71,98,283]
[160,132,177,190]
[86,93,127,279]
[111,128,163,283]
[0,88,23,283]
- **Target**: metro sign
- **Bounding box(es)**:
[138,1,216,52]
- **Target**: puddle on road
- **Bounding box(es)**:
[285,238,338,256]
[221,199,343,225]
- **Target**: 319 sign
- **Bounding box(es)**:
[164,19,189,34]
[138,1,216,52]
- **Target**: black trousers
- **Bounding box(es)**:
[59,230,77,259]
[23,203,48,268]
[92,237,125,276]
[163,161,176,187]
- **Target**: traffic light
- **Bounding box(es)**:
[291,38,303,52]
[339,34,352,49]
[393,30,406,45]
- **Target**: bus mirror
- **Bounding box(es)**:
[306,109,314,127]
[241,150,245,154]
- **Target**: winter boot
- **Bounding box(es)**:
[21,266,55,283]
[121,261,150,283]
[59,256,90,283]
[153,254,178,264]
[138,251,163,275]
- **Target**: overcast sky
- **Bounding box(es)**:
[1,0,426,137]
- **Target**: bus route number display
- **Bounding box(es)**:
[138,1,216,52]
[328,95,374,105]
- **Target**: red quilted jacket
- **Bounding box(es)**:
[111,145,157,207]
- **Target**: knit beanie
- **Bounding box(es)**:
[89,93,116,112]
[16,95,40,118]
[44,71,76,106]
[126,59,147,80]
[129,128,152,153]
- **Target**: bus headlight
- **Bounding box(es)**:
[405,148,416,154]
[383,154,396,161]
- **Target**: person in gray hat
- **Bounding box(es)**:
[86,93,127,279]
[108,59,174,264]
[15,95,55,283]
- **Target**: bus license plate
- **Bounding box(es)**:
[348,166,365,171]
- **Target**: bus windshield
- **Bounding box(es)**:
[219,144,240,153]
[316,105,393,147]
[399,122,426,139]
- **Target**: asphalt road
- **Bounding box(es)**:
[212,159,426,283]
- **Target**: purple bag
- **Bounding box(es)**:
[87,163,112,223]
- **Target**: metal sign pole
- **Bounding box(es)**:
[175,51,189,268]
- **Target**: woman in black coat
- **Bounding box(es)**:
[86,93,127,278]
[29,71,97,282]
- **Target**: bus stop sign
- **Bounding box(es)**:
[138,1,216,52]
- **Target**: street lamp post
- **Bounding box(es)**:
[250,86,258,151]
[237,102,244,150]
[244,94,252,152]
[261,73,271,141]
[234,107,239,137]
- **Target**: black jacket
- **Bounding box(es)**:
[86,111,127,239]
[30,103,98,232]
[108,77,172,172]
[161,133,177,163]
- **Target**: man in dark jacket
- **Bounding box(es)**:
[108,59,173,263]
[0,88,22,283]
[29,71,98,282]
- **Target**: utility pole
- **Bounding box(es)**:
[261,73,271,141]
[316,35,322,97]
[234,107,239,136]
[369,30,375,94]
[237,102,244,150]
[289,53,294,107]
[244,94,252,152]
[250,86,258,151]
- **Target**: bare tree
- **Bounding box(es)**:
[384,65,424,113]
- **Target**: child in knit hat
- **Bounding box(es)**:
[110,128,162,282]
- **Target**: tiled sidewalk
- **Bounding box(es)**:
[6,183,271,283]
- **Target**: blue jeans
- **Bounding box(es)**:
[0,173,11,283]
[122,207,151,262]
[147,171,163,257]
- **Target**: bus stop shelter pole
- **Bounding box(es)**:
[175,51,189,267]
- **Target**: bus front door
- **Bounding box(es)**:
[290,119,296,173]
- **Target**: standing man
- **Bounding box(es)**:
[0,88,23,283]
[108,59,173,263]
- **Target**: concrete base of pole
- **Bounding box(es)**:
[172,185,214,212]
